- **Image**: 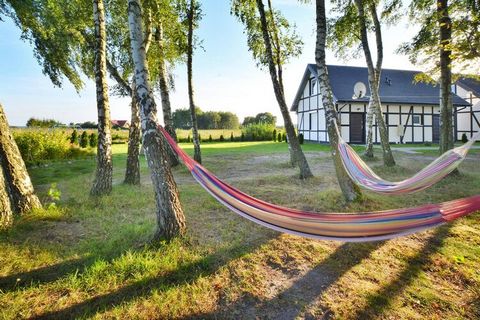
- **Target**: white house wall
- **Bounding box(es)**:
[296,76,477,144]
[453,84,480,140]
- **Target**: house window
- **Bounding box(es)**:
[412,115,423,125]
[310,79,316,96]
[309,113,313,130]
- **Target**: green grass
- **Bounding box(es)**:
[1,141,480,319]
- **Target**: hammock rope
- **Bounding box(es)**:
[335,123,480,194]
[158,125,480,242]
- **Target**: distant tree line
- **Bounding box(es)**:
[242,112,276,126]
[26,118,64,128]
[173,108,240,130]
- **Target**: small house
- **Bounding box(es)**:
[291,65,474,144]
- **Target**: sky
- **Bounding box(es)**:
[0,1,418,127]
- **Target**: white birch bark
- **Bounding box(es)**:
[127,0,186,240]
[91,0,113,195]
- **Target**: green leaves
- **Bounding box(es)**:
[231,0,303,70]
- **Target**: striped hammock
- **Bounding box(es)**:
[159,125,480,242]
[337,125,480,194]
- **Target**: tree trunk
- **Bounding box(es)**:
[91,0,113,196]
[316,0,362,201]
[0,165,13,229]
[354,0,395,166]
[124,83,141,185]
[187,0,202,164]
[0,104,42,213]
[364,101,375,157]
[256,0,313,179]
[438,0,454,154]
[157,21,180,167]
[128,0,186,241]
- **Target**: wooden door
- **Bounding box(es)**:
[433,114,440,143]
[349,113,365,144]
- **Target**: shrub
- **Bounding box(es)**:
[199,134,202,142]
[209,134,213,142]
[299,133,304,144]
[424,141,432,147]
[277,132,282,142]
[462,133,468,143]
[187,134,191,143]
[220,134,225,142]
[241,123,276,141]
[273,129,277,142]
[283,133,287,143]
[14,129,93,165]
[70,129,78,144]
[89,133,98,148]
[230,132,234,142]
[240,132,245,141]
[79,131,88,148]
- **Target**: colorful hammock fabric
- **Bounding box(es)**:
[159,125,480,242]
[336,125,480,194]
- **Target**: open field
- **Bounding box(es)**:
[1,142,480,319]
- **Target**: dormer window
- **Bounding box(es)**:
[310,79,317,96]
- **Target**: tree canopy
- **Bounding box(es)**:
[399,0,480,76]
[172,108,240,129]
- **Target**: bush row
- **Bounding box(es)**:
[14,129,95,165]
[177,124,288,143]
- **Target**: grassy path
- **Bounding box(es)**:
[0,142,479,319]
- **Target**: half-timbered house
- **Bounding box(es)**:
[291,65,473,144]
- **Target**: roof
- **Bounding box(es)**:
[291,64,471,111]
[456,77,480,97]
[111,120,129,127]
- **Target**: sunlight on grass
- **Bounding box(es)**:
[1,141,479,319]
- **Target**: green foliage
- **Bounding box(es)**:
[187,134,191,143]
[79,131,88,148]
[241,123,276,141]
[299,133,304,144]
[243,112,276,126]
[81,121,97,129]
[399,0,480,74]
[277,132,282,142]
[46,183,61,209]
[5,0,90,91]
[272,129,277,142]
[219,134,225,142]
[13,129,93,165]
[231,0,303,70]
[208,134,213,142]
[241,132,245,141]
[462,133,468,143]
[26,117,63,128]
[173,107,240,129]
[70,129,78,145]
[230,132,234,142]
[89,132,98,148]
[282,133,286,142]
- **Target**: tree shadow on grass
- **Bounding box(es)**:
[185,241,385,320]
[0,257,93,292]
[352,225,452,319]
[31,234,276,320]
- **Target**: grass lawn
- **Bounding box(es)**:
[1,141,480,319]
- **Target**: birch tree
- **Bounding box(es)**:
[316,0,363,201]
[90,0,113,196]
[329,0,397,166]
[0,164,13,229]
[127,0,186,240]
[0,104,42,213]
[186,0,202,163]
[232,0,313,179]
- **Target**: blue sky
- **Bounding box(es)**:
[0,1,417,126]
